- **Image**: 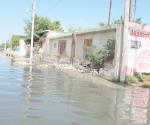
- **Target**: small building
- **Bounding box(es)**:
[42,26,118,62]
[41,22,150,81]
[42,25,120,78]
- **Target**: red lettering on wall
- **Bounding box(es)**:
[130,29,150,39]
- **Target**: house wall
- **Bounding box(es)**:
[124,22,150,75]
[117,22,150,81]
[42,28,120,79]
[51,37,72,58]
[43,36,72,60]
[43,30,116,62]
[42,38,50,55]
[42,23,150,81]
[75,30,116,62]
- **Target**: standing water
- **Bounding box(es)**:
[0,57,150,125]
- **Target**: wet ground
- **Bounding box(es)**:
[0,57,150,125]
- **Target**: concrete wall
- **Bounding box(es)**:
[124,22,150,75]
[51,37,72,58]
[75,30,116,62]
[117,22,150,81]
[42,23,150,81]
[43,30,116,62]
[42,27,121,79]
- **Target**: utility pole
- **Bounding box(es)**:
[30,0,36,63]
[129,0,137,21]
[120,0,130,82]
[129,0,132,21]
[108,0,112,25]
[134,0,137,20]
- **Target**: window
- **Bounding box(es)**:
[84,39,92,47]
[131,40,141,49]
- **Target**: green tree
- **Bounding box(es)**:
[135,18,142,24]
[6,42,11,49]
[100,22,106,27]
[100,16,123,26]
[113,16,123,24]
[24,15,63,42]
[100,16,142,26]
[10,35,24,49]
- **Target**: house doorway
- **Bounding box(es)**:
[59,40,66,57]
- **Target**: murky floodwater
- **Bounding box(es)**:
[0,57,150,125]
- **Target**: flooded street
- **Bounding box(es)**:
[0,57,150,125]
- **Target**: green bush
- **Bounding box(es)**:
[135,73,144,82]
[143,73,150,81]
[125,75,137,84]
[90,51,105,71]
[84,39,115,72]
[104,39,115,62]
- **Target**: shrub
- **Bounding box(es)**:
[143,73,150,81]
[90,51,105,72]
[103,39,115,62]
[135,73,144,82]
[125,75,137,84]
[84,39,115,72]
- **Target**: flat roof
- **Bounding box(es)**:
[49,24,118,40]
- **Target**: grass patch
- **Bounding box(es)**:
[141,74,150,88]
[135,73,144,82]
[143,74,150,81]
[105,76,119,83]
[125,75,138,84]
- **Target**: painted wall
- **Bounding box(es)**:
[124,22,150,75]
[42,23,150,81]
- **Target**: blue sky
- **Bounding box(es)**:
[0,0,150,42]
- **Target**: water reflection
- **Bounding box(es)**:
[21,66,118,125]
[116,87,149,125]
[0,58,150,125]
[23,66,45,122]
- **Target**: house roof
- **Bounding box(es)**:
[47,24,118,40]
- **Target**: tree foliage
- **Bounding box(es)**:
[135,18,142,24]
[103,39,115,62]
[10,35,23,49]
[100,16,142,26]
[24,15,63,42]
[113,16,123,24]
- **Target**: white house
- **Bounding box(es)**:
[42,26,117,61]
[41,22,150,81]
